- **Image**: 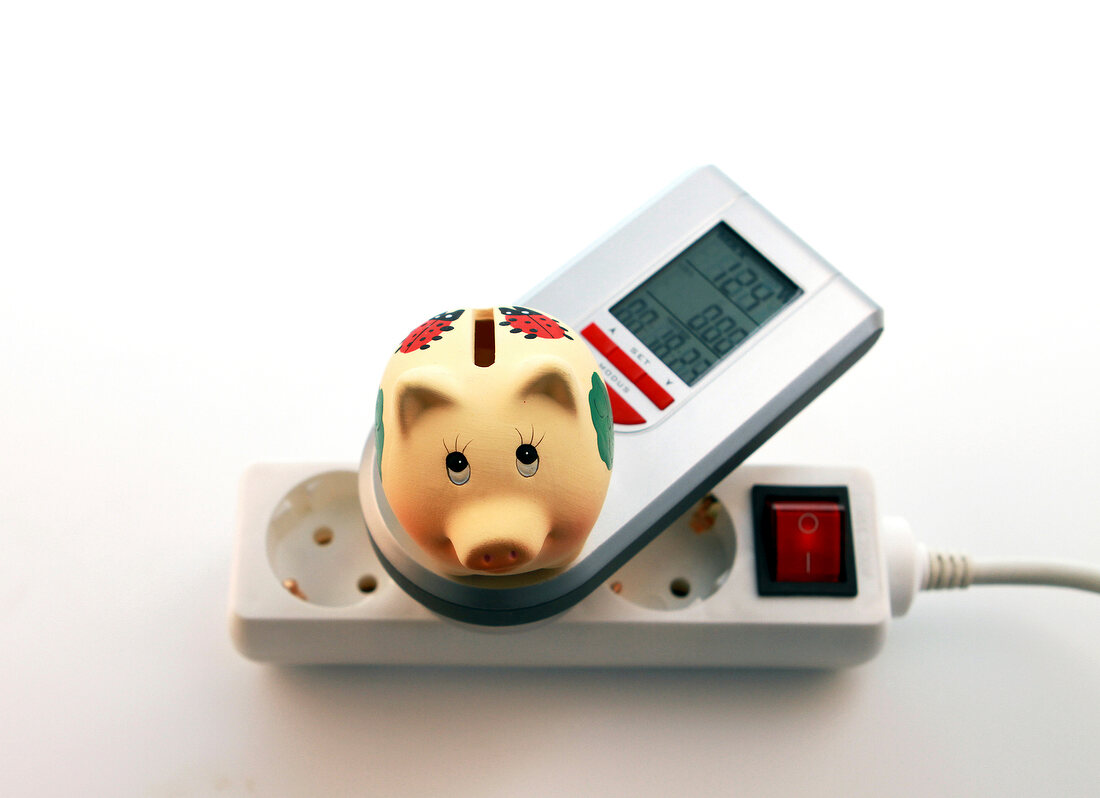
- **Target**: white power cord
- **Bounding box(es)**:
[881,516,1100,617]
[923,552,1100,593]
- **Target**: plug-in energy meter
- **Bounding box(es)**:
[359,166,883,625]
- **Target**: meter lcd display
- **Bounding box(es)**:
[610,222,802,385]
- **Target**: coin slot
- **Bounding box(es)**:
[474,308,495,367]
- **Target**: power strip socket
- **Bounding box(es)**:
[229,463,895,667]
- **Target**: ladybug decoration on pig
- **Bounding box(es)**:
[369,306,614,576]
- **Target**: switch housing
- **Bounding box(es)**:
[752,485,858,597]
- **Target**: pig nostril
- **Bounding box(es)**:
[509,550,517,561]
[482,554,492,564]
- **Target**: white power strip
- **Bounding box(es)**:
[230,462,914,667]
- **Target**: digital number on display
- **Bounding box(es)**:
[609,223,802,386]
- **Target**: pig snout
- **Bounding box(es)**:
[465,541,534,572]
[446,498,550,574]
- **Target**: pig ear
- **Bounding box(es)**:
[515,358,576,416]
[394,370,459,435]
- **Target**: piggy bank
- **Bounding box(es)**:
[370,306,614,576]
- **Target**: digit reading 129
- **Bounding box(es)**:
[609,222,802,386]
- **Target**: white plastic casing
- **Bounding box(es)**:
[230,463,891,667]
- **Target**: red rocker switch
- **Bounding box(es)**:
[770,500,843,582]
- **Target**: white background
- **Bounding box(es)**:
[3,2,1099,796]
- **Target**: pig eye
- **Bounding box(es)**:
[515,444,539,477]
[445,451,470,485]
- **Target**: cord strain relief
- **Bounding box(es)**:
[922,550,974,590]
